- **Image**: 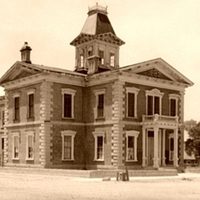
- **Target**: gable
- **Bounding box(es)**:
[0,61,41,85]
[120,58,193,86]
[138,68,171,81]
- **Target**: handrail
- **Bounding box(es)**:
[142,114,179,123]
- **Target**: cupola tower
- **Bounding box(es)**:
[70,4,125,74]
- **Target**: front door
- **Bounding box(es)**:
[148,131,154,165]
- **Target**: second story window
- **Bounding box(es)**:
[0,109,5,128]
[97,94,104,118]
[126,87,139,118]
[62,88,76,119]
[169,94,179,117]
[14,96,20,121]
[94,89,106,119]
[28,93,34,119]
[145,89,164,116]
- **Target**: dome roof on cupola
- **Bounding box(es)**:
[70,3,124,46]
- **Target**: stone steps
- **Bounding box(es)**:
[0,167,178,178]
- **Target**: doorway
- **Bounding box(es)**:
[147,131,154,166]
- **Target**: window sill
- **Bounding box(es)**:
[62,117,75,121]
[27,117,35,122]
[62,159,75,162]
[95,117,105,122]
[13,119,20,123]
[126,116,138,119]
[12,158,19,161]
[126,160,138,162]
[94,159,104,162]
[26,158,34,161]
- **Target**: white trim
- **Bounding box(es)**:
[92,131,105,161]
[25,131,34,160]
[61,88,76,119]
[61,130,76,161]
[26,88,36,95]
[12,132,20,160]
[125,130,140,162]
[145,89,164,115]
[126,87,139,118]
[93,89,106,119]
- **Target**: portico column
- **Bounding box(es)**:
[153,127,159,168]
[142,127,147,167]
[174,128,179,167]
[162,129,166,166]
[158,129,162,166]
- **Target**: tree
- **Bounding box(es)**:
[185,122,200,160]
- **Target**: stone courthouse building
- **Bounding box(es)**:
[0,5,193,170]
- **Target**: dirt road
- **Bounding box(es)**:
[0,172,200,200]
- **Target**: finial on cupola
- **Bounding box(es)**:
[20,42,32,64]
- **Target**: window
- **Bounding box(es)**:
[169,94,179,117]
[98,50,104,65]
[26,131,34,160]
[169,134,174,161]
[88,46,93,57]
[62,89,76,119]
[0,109,4,128]
[126,87,139,118]
[110,52,115,67]
[80,55,84,67]
[61,130,76,160]
[14,96,20,121]
[94,89,106,119]
[145,89,164,115]
[97,94,104,118]
[12,132,20,159]
[93,131,105,161]
[1,138,4,150]
[126,130,139,161]
[28,93,34,119]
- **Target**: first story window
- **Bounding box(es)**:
[26,131,34,160]
[12,132,20,159]
[61,131,76,161]
[93,132,105,161]
[126,130,139,162]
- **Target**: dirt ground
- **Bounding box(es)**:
[0,172,200,200]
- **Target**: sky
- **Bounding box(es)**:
[0,0,199,121]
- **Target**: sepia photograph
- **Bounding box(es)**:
[0,0,200,199]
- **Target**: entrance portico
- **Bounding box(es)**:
[142,114,179,168]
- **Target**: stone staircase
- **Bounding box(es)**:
[0,166,178,178]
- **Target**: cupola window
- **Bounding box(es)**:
[110,52,115,67]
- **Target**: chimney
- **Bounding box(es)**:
[20,42,32,64]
